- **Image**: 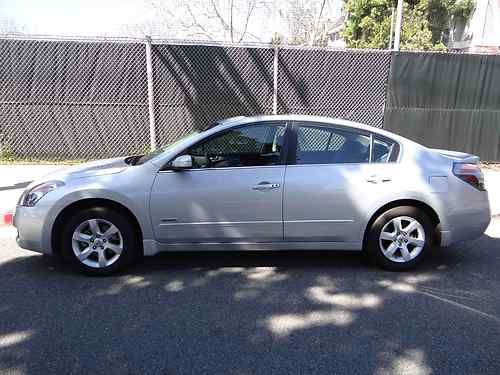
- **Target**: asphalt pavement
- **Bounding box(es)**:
[1,219,499,375]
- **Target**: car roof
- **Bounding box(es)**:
[216,114,412,144]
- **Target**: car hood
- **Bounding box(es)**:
[33,157,129,185]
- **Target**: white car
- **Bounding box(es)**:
[14,115,491,275]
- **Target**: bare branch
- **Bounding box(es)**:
[230,0,234,43]
[310,0,327,45]
[143,0,266,43]
[238,0,257,42]
[209,0,231,31]
[184,3,214,40]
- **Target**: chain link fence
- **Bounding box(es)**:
[0,38,151,160]
[0,35,390,161]
[151,43,276,148]
[277,48,390,127]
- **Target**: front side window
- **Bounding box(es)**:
[186,123,285,169]
[295,124,370,164]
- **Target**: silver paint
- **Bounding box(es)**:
[13,115,491,261]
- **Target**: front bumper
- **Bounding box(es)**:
[13,204,53,255]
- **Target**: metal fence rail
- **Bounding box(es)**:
[0,36,390,161]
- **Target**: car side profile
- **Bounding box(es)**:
[14,115,491,275]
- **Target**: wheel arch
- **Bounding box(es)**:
[51,198,144,255]
[362,199,441,248]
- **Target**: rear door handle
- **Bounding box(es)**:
[366,175,391,183]
[252,182,280,191]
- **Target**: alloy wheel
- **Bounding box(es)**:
[378,216,426,263]
[71,218,123,268]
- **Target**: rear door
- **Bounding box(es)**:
[283,122,374,244]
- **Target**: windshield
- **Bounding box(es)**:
[135,131,201,165]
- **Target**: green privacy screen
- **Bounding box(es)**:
[384,52,500,161]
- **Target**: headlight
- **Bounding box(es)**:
[21,181,65,207]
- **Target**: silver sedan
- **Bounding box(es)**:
[14,115,491,275]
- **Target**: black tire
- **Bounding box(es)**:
[59,206,140,276]
[365,206,434,271]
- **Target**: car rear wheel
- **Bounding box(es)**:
[59,207,140,275]
[365,206,433,270]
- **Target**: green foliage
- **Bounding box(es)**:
[343,0,393,49]
[342,0,474,50]
[0,145,15,162]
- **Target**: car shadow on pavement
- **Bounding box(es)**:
[1,231,500,374]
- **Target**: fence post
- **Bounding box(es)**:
[0,131,3,159]
[272,46,278,115]
[393,0,403,51]
[145,35,157,151]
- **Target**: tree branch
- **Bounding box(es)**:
[238,0,257,42]
[209,0,231,31]
[310,0,327,45]
[183,3,215,40]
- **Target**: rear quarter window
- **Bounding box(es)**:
[371,136,399,163]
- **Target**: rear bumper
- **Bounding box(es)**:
[439,196,491,247]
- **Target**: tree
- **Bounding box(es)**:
[124,0,338,46]
[285,0,336,46]
[141,0,272,43]
[342,0,475,50]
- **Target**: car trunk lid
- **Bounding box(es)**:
[431,148,480,164]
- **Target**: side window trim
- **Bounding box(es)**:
[369,133,374,163]
[161,121,290,171]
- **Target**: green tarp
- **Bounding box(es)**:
[384,52,500,161]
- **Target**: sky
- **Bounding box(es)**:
[0,0,342,42]
[0,0,154,36]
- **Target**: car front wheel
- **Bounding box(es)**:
[366,206,434,270]
[59,207,140,275]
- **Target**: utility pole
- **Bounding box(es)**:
[393,0,404,51]
[389,7,395,49]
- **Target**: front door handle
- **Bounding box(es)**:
[252,181,280,191]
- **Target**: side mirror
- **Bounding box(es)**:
[171,155,193,170]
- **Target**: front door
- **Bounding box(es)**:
[150,122,287,243]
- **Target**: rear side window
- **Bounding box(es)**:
[295,124,370,164]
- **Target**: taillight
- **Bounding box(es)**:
[453,163,486,191]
